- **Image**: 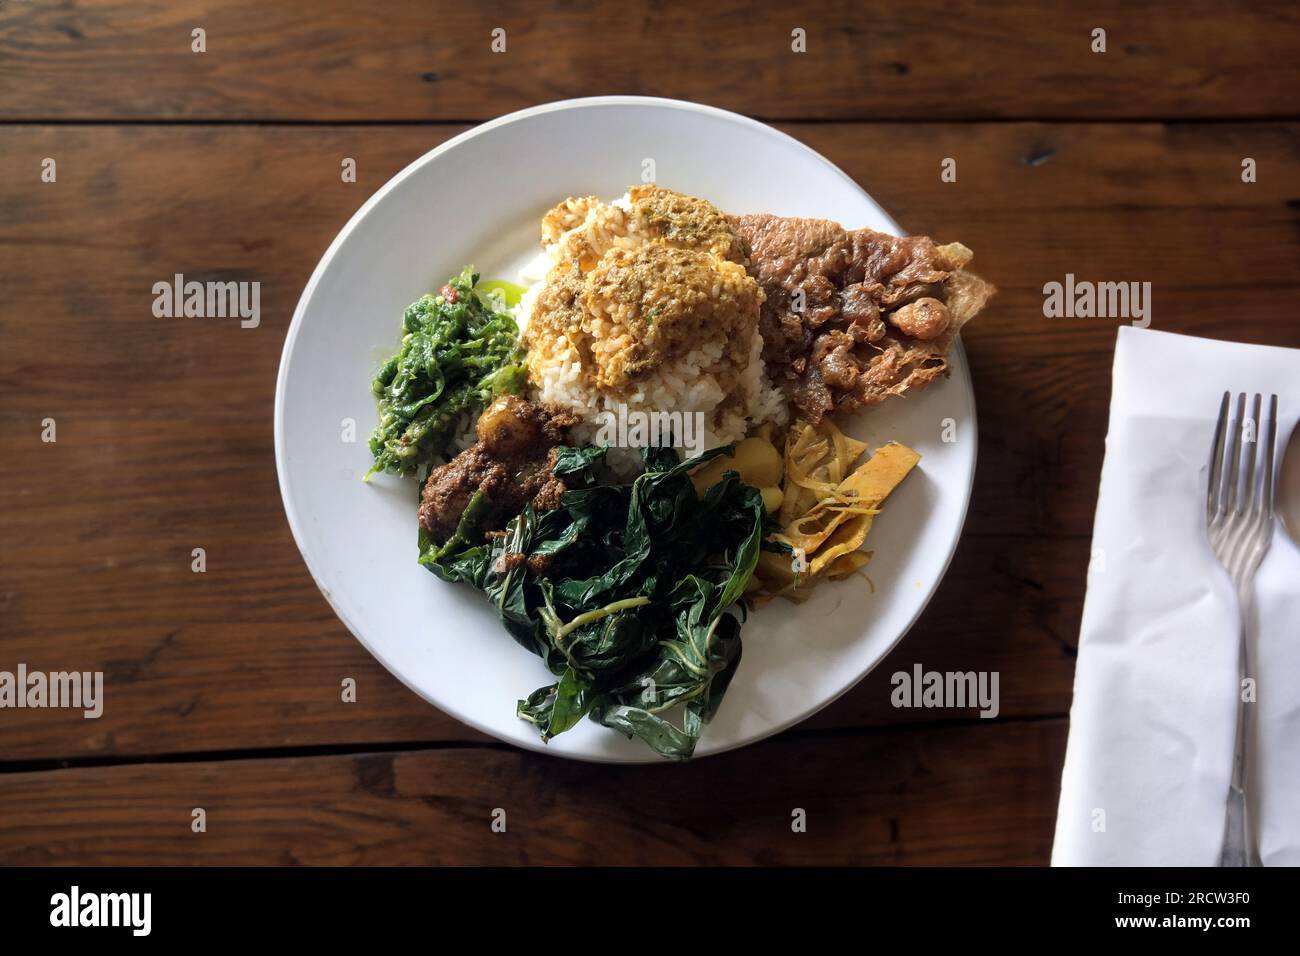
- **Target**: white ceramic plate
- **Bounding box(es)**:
[275,96,976,763]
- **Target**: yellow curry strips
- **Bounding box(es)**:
[683,416,921,607]
[752,419,920,604]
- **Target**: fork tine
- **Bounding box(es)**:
[1242,394,1262,515]
[1262,394,1279,517]
[1223,392,1246,517]
[1208,391,1230,521]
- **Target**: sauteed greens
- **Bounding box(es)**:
[366,267,527,478]
[422,444,771,759]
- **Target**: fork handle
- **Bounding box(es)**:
[1220,588,1260,866]
[1221,786,1249,866]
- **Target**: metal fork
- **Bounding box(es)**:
[1206,391,1279,867]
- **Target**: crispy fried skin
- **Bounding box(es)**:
[728,212,995,421]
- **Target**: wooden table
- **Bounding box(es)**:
[1,1,1297,866]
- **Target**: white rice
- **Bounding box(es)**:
[509,193,788,472]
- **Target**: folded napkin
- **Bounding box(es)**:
[1052,327,1300,866]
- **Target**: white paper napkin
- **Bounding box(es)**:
[1052,327,1300,866]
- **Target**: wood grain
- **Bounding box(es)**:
[0,532,1081,761]
[0,719,1067,865]
[1,1,1298,122]
[2,122,1297,762]
[4,0,1300,868]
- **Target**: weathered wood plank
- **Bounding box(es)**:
[1,1,1297,121]
[0,530,1081,760]
[0,719,1066,865]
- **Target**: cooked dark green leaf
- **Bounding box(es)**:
[366,266,527,478]
[551,444,609,487]
[428,441,770,759]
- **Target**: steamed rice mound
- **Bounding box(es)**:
[518,186,787,445]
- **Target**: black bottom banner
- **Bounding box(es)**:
[0,865,1282,941]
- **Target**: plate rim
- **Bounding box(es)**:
[273,95,979,763]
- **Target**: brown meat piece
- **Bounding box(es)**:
[728,212,995,421]
[888,297,951,340]
[418,397,579,542]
